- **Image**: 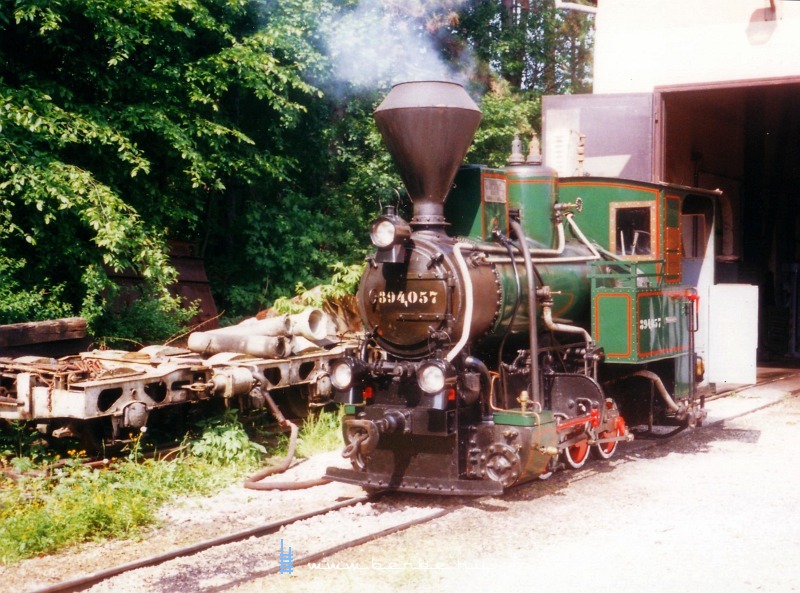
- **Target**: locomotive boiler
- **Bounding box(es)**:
[325,81,712,495]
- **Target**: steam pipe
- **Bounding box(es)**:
[541,302,593,345]
[632,370,683,414]
[462,222,565,257]
[565,212,601,259]
[527,219,566,256]
[484,255,599,265]
[465,355,493,418]
[475,212,602,265]
[492,230,523,380]
[509,219,541,408]
[464,355,491,387]
[446,242,475,362]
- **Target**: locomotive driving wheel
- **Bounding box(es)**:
[593,427,621,460]
[563,437,590,469]
[593,401,626,460]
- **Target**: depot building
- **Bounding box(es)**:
[543,0,800,383]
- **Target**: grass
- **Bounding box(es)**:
[0,407,345,565]
[295,407,344,459]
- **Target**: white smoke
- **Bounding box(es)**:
[321,0,472,90]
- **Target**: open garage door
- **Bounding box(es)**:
[657,79,800,363]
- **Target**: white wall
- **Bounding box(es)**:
[594,0,800,93]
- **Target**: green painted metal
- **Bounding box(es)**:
[673,353,692,398]
[666,195,681,227]
[506,165,558,247]
[594,291,633,358]
[448,165,558,244]
[446,167,592,338]
[490,254,592,337]
[590,261,690,363]
[447,170,696,365]
[493,409,555,427]
[636,292,688,357]
[446,165,507,240]
[559,177,660,255]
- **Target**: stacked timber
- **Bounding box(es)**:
[186,308,332,358]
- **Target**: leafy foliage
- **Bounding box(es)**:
[271,261,364,314]
[455,0,594,94]
[0,421,50,463]
[0,254,73,323]
[0,449,249,564]
[295,408,345,458]
[0,0,335,333]
[0,0,594,337]
[206,90,394,316]
[190,408,267,465]
[468,79,541,168]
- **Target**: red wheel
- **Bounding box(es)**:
[593,428,620,460]
[563,438,590,469]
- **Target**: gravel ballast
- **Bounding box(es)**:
[11,372,800,593]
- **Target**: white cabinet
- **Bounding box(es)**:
[707,284,759,386]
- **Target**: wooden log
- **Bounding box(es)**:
[0,317,87,348]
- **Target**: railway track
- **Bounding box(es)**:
[24,370,800,593]
[28,490,455,593]
[28,494,377,593]
[202,505,454,593]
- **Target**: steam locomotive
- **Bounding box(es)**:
[325,81,716,495]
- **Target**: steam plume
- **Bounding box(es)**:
[321,0,471,90]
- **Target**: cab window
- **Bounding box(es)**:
[610,203,655,257]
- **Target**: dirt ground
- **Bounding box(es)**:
[12,370,800,593]
[234,373,800,593]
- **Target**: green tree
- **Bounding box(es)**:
[0,0,329,337]
[455,0,593,94]
[0,0,596,340]
[469,79,540,168]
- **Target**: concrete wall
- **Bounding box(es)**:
[594,0,800,93]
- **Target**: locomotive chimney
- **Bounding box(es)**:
[374,81,482,229]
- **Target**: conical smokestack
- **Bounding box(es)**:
[374,81,481,229]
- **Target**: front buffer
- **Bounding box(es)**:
[325,405,559,496]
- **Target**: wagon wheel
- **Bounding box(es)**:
[593,427,621,460]
[563,438,590,469]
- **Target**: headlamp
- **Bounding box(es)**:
[330,360,355,390]
[330,357,366,391]
[371,219,398,248]
[417,359,454,394]
[369,207,411,251]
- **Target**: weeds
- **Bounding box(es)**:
[258,407,344,461]
[0,421,51,466]
[0,411,262,565]
[190,408,267,466]
[295,407,344,459]
[0,406,346,565]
